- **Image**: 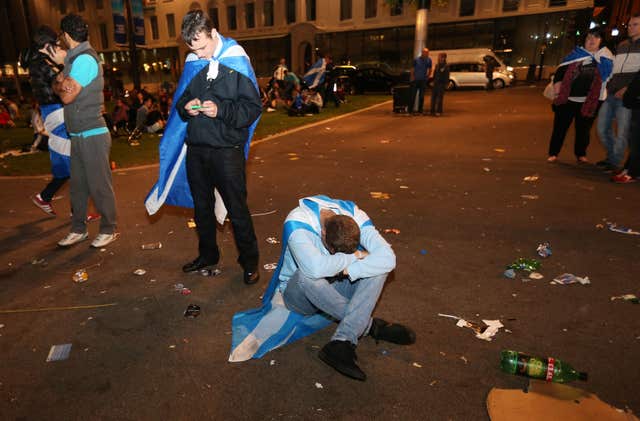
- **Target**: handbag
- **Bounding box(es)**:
[543,81,556,100]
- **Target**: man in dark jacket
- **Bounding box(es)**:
[613,70,640,183]
[176,10,262,284]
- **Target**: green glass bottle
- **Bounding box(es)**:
[500,350,588,383]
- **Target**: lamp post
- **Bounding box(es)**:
[124,0,141,90]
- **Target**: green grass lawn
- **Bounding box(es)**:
[0,95,388,177]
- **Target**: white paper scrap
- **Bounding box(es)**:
[46,343,72,362]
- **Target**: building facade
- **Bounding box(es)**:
[22,0,598,88]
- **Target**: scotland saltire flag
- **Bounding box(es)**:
[145,34,260,217]
[40,103,70,178]
[557,46,614,99]
[229,195,373,362]
[303,58,326,90]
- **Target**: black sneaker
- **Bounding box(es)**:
[318,340,366,381]
[369,318,416,345]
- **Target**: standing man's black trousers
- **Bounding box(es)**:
[186,144,259,272]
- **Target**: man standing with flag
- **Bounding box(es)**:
[151,10,262,284]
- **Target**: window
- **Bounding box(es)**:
[209,7,219,28]
[459,0,475,16]
[306,0,316,21]
[150,16,159,40]
[286,0,296,24]
[227,6,237,30]
[549,0,567,6]
[78,0,85,12]
[245,3,255,28]
[166,13,175,38]
[365,0,377,18]
[96,0,103,9]
[390,0,402,16]
[264,0,274,26]
[99,23,108,49]
[340,0,352,20]
[502,0,519,11]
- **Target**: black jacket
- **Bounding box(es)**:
[623,70,640,109]
[176,63,262,148]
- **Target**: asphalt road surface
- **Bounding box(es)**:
[1,86,639,420]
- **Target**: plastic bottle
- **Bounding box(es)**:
[500,350,587,383]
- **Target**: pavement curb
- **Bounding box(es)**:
[0,100,392,180]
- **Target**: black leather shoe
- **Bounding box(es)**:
[182,257,216,273]
[318,340,366,381]
[243,269,260,285]
[369,318,416,345]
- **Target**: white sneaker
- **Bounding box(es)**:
[58,232,88,247]
[91,232,119,248]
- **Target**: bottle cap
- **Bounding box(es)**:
[579,372,588,381]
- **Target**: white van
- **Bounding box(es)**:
[428,48,515,89]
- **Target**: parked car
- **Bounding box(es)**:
[444,62,513,90]
[328,65,407,95]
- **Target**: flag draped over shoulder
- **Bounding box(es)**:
[557,46,614,99]
[229,195,373,362]
[145,34,260,217]
[40,103,70,179]
[303,58,326,90]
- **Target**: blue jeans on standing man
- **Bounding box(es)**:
[283,269,387,345]
[597,95,632,168]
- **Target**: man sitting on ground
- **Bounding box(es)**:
[230,195,415,381]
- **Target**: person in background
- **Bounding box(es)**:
[596,14,640,172]
[111,97,129,136]
[484,56,496,90]
[612,69,640,183]
[430,53,450,116]
[547,27,613,163]
[409,48,432,115]
[273,57,288,89]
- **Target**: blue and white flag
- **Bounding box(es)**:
[303,58,326,90]
[145,34,260,217]
[557,46,614,99]
[40,103,70,179]
[229,195,373,362]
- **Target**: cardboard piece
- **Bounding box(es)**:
[487,380,638,421]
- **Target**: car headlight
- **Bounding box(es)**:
[508,74,514,79]
[506,66,514,72]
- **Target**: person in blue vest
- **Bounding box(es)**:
[230,196,415,381]
[52,14,118,249]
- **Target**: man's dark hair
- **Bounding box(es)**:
[61,14,89,42]
[181,10,214,45]
[325,215,360,254]
[586,26,606,41]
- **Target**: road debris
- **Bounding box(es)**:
[504,269,516,279]
[141,242,162,250]
[184,304,201,318]
[72,269,89,283]
[494,148,506,153]
[507,258,541,272]
[521,194,539,200]
[523,175,539,182]
[265,237,280,244]
[263,263,278,271]
[46,344,72,362]
[607,222,640,235]
[200,268,222,277]
[133,269,146,276]
[528,272,544,280]
[187,219,196,228]
[536,242,552,258]
[429,380,438,386]
[370,192,390,199]
[483,167,491,172]
[460,356,468,364]
[315,382,323,389]
[174,283,191,295]
[31,258,47,266]
[551,273,590,285]
[383,228,401,234]
[456,318,504,341]
[610,294,639,304]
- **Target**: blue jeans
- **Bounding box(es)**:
[597,96,631,167]
[283,269,387,345]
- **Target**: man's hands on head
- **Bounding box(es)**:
[184,98,218,118]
